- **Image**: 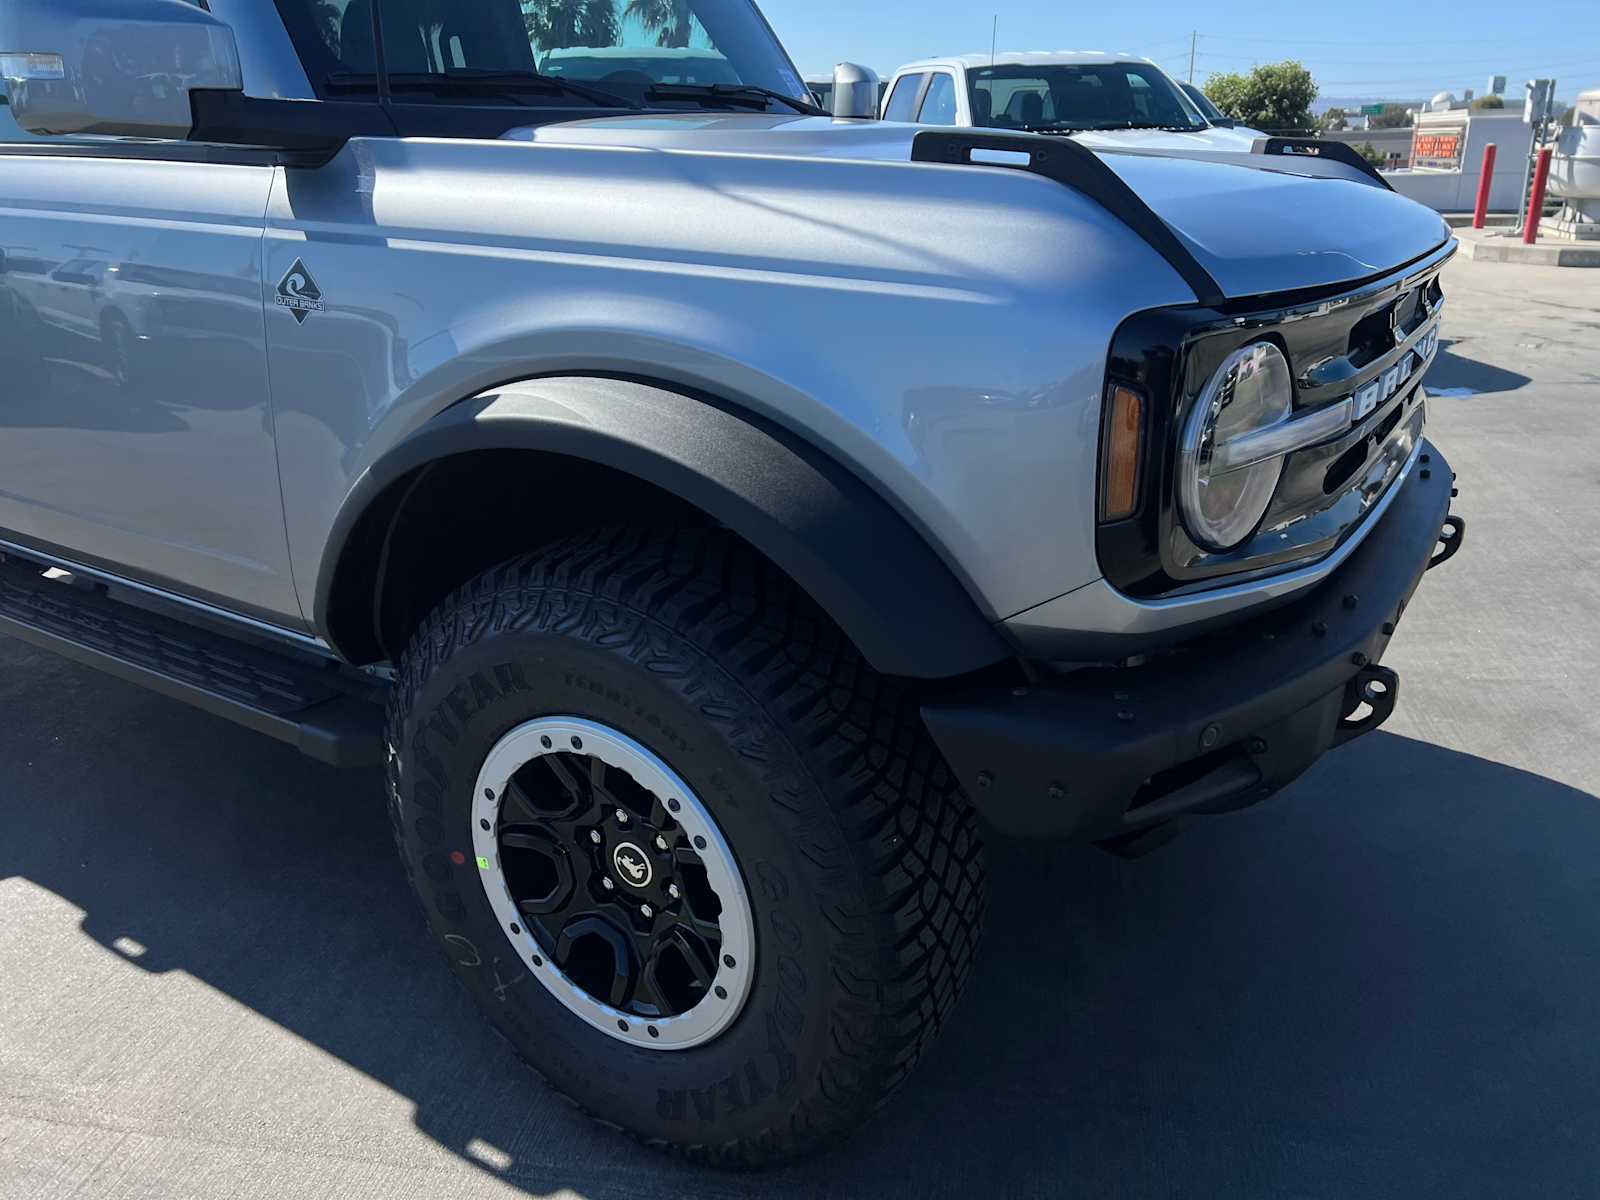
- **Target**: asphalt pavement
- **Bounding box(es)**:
[2,254,1598,1199]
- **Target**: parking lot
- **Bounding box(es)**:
[1,252,1597,1199]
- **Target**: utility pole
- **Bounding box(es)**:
[1188,31,1197,84]
[990,15,998,68]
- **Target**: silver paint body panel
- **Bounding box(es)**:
[0,96,1452,652]
[0,152,301,622]
[263,132,1193,623]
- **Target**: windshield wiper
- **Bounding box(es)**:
[1023,120,1204,134]
[646,83,825,116]
[327,69,633,109]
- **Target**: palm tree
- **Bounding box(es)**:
[623,0,695,49]
[523,0,621,49]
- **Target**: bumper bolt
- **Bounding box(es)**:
[667,883,680,899]
[601,877,615,891]
[1351,652,1369,667]
[654,834,669,852]
[1199,723,1221,750]
[589,830,602,845]
[640,904,654,919]
[614,808,629,826]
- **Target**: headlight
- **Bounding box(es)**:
[1177,341,1293,552]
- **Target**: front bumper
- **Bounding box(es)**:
[922,440,1463,848]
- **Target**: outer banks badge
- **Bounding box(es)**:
[276,259,324,324]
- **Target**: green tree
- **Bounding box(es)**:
[1320,105,1348,132]
[1471,94,1505,110]
[1203,61,1318,133]
[1355,142,1386,167]
[523,0,621,49]
[1369,104,1413,129]
[624,0,695,48]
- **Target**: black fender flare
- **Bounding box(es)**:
[314,376,1011,680]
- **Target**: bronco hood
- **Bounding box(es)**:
[512,114,1451,301]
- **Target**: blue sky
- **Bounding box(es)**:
[760,0,1600,105]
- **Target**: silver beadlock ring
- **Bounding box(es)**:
[471,716,754,1050]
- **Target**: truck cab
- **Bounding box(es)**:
[882,50,1262,150]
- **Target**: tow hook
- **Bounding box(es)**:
[1428,514,1466,571]
[1333,663,1399,747]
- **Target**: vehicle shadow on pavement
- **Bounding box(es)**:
[1425,340,1531,396]
[4,645,1599,1199]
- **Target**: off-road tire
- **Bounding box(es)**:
[385,529,986,1167]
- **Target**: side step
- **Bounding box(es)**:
[0,556,385,767]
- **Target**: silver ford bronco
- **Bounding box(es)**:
[0,0,1465,1166]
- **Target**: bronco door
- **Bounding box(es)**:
[0,132,302,625]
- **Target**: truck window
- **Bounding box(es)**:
[275,0,809,103]
[917,73,957,126]
[967,62,1206,132]
[883,73,926,122]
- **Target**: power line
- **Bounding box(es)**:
[1192,49,1599,71]
[1188,30,1600,48]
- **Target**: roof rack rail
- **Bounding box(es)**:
[1252,136,1394,192]
[910,129,1225,307]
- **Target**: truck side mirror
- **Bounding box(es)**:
[0,0,243,140]
[831,63,880,120]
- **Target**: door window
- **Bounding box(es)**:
[917,73,957,125]
[883,73,926,122]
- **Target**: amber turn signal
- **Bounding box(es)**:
[1099,385,1143,522]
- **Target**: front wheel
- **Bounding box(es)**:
[386,531,986,1166]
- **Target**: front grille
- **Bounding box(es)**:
[1098,241,1455,599]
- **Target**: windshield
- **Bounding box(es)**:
[967,62,1206,132]
[275,0,809,104]
[1180,82,1228,124]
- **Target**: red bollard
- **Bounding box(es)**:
[1471,143,1497,229]
[1524,147,1553,244]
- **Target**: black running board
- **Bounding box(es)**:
[0,557,385,768]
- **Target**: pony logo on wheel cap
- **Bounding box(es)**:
[612,842,652,888]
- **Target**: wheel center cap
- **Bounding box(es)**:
[611,842,653,889]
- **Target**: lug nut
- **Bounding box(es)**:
[667,883,680,899]
[601,877,615,891]
[654,835,668,852]
[614,808,629,825]
[640,904,654,919]
[589,830,602,845]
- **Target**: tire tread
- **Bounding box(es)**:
[385,529,985,1167]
